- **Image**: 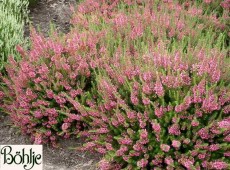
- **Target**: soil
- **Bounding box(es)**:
[25,0,77,36]
[1,0,101,170]
[0,115,101,170]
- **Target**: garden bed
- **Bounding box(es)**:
[1,0,229,170]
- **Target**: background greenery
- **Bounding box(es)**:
[0,0,29,72]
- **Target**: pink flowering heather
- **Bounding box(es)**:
[0,28,99,146]
[66,0,230,169]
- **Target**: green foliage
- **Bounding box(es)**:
[0,0,29,71]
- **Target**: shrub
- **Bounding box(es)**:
[82,46,230,169]
[0,0,29,72]
[67,0,229,169]
[0,28,100,146]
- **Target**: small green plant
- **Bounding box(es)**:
[0,0,29,72]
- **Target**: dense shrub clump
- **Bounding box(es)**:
[72,0,229,169]
[81,47,230,169]
[0,28,100,146]
[0,0,229,169]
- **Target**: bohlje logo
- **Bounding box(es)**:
[0,145,43,170]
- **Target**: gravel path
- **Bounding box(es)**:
[25,0,77,36]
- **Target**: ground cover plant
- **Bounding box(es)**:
[0,28,97,146]
[72,0,230,169]
[0,0,229,169]
[0,0,29,71]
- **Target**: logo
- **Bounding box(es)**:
[0,145,43,170]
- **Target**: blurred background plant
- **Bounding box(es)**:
[0,0,29,72]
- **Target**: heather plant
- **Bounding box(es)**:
[0,28,101,146]
[81,45,230,169]
[67,0,230,169]
[0,0,29,71]
[71,0,229,53]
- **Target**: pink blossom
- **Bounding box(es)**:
[97,128,109,134]
[221,0,230,10]
[209,144,220,151]
[151,122,161,133]
[198,128,209,139]
[155,106,164,118]
[165,156,174,165]
[46,90,54,98]
[172,140,181,148]
[154,79,164,97]
[191,120,200,127]
[198,153,206,160]
[204,0,212,4]
[142,71,152,82]
[61,123,70,131]
[116,113,125,123]
[210,161,228,170]
[127,111,136,119]
[218,120,230,129]
[0,91,4,99]
[45,130,52,137]
[130,24,144,39]
[119,137,133,145]
[168,124,181,136]
[181,159,194,169]
[34,110,43,118]
[142,83,152,94]
[114,13,128,27]
[130,93,139,105]
[140,129,148,139]
[97,148,106,154]
[223,135,230,142]
[223,105,230,114]
[202,93,219,113]
[160,144,170,152]
[98,159,111,170]
[133,143,142,151]
[224,151,230,157]
[105,143,113,151]
[137,158,148,168]
[34,134,42,144]
[142,97,150,105]
[68,114,81,120]
[116,146,128,156]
